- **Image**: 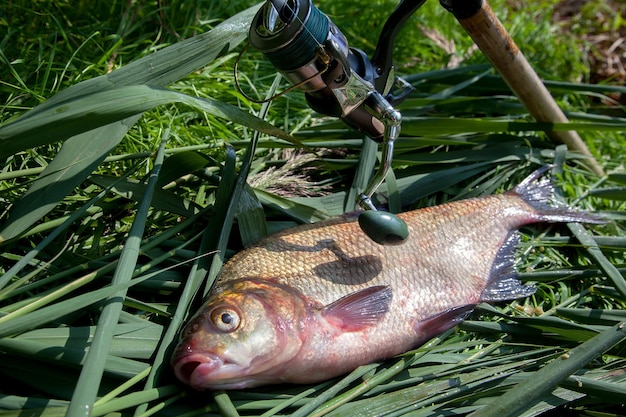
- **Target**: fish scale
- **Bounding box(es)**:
[218,194,526,307]
[172,168,604,390]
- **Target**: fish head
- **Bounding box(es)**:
[171,279,309,390]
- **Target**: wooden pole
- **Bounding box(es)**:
[442,0,605,176]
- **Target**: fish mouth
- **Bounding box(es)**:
[173,353,224,389]
[173,352,254,390]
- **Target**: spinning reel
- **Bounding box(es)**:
[243,0,426,245]
[239,0,602,245]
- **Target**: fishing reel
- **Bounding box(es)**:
[244,0,426,245]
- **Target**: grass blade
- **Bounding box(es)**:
[0,161,142,290]
[0,5,267,242]
[568,222,626,299]
[66,134,168,417]
[469,321,626,417]
[0,116,139,243]
[0,85,291,152]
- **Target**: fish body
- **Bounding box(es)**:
[172,168,601,390]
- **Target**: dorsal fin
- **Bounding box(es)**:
[481,231,536,302]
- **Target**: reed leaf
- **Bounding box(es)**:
[0,85,291,241]
[469,321,626,417]
[0,117,141,243]
[89,175,202,217]
[0,5,269,242]
[0,85,290,153]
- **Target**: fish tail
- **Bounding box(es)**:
[509,165,606,225]
[482,167,604,303]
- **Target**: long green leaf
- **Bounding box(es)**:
[0,116,139,243]
[0,85,291,153]
[469,321,626,417]
[0,5,264,242]
[400,117,626,136]
[8,4,261,124]
[16,322,163,360]
[66,136,167,417]
[237,183,269,247]
[0,338,148,378]
[0,82,292,240]
[89,175,202,217]
[0,271,158,338]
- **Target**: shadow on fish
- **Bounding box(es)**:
[171,167,604,390]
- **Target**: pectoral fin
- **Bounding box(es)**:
[322,285,392,332]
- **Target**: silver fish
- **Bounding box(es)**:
[172,167,602,389]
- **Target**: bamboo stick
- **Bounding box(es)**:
[444,0,605,176]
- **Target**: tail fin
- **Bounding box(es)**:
[509,166,606,225]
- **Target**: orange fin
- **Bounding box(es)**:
[322,285,392,332]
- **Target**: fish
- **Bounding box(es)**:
[171,167,603,390]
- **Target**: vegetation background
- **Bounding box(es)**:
[1,0,625,416]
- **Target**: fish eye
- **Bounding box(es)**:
[210,307,241,332]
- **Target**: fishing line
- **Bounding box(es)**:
[234,0,333,103]
[233,43,330,104]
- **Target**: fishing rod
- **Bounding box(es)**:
[242,0,603,246]
[245,0,419,245]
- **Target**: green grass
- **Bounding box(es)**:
[1,0,626,416]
